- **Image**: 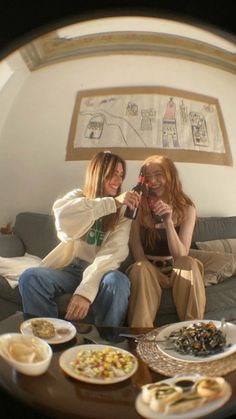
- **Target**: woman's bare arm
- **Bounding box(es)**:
[165,205,196,258]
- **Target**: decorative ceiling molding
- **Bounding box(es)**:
[20,31,236,74]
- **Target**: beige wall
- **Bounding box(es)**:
[0,51,236,226]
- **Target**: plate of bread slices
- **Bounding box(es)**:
[135,374,231,419]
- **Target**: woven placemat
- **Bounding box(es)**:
[136,328,236,377]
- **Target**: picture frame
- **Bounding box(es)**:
[66,86,232,165]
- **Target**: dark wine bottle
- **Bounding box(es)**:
[147,188,163,224]
[124,167,146,219]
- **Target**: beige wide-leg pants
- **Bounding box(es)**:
[126,256,206,327]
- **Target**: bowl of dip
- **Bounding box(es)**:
[0,333,52,375]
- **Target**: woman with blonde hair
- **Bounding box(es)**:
[127,154,206,327]
[19,151,141,326]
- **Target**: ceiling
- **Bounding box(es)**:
[1,1,236,60]
[18,17,236,74]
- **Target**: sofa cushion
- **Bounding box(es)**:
[13,212,59,258]
[189,249,236,286]
[196,238,236,254]
[0,234,25,257]
[192,216,236,247]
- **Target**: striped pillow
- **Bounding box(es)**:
[196,239,236,254]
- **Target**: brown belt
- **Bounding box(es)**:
[148,258,174,277]
[149,259,174,268]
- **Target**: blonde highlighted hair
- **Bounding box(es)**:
[83,151,126,231]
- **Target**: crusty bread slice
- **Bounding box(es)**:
[31,319,55,339]
[194,376,226,399]
[166,393,206,414]
[147,383,183,412]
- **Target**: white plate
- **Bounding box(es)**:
[157,320,236,362]
[20,317,77,344]
[135,375,232,419]
[59,344,138,384]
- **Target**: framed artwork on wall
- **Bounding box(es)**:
[66,86,233,165]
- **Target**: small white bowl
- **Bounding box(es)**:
[0,333,52,376]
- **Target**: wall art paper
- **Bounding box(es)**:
[66,86,232,165]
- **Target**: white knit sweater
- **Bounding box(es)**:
[40,189,131,303]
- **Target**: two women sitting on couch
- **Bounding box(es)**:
[19,152,205,326]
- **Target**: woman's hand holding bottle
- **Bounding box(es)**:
[151,199,172,223]
[123,166,146,219]
[115,191,141,210]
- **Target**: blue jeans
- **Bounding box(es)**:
[18,260,130,326]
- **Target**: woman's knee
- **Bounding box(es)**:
[19,267,48,292]
[19,267,39,288]
[101,271,130,294]
[126,260,155,284]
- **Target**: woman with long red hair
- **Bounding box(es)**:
[127,155,206,327]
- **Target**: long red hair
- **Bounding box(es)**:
[138,155,195,248]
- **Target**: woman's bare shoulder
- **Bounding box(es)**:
[186,204,196,214]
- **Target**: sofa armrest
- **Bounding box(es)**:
[0,234,25,257]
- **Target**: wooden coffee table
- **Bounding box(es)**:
[0,312,236,419]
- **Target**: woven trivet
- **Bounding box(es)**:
[136,328,236,377]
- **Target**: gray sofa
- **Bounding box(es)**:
[1,211,236,326]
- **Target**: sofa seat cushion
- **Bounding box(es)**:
[156,276,236,326]
[0,298,22,321]
[0,276,22,304]
[204,276,236,320]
